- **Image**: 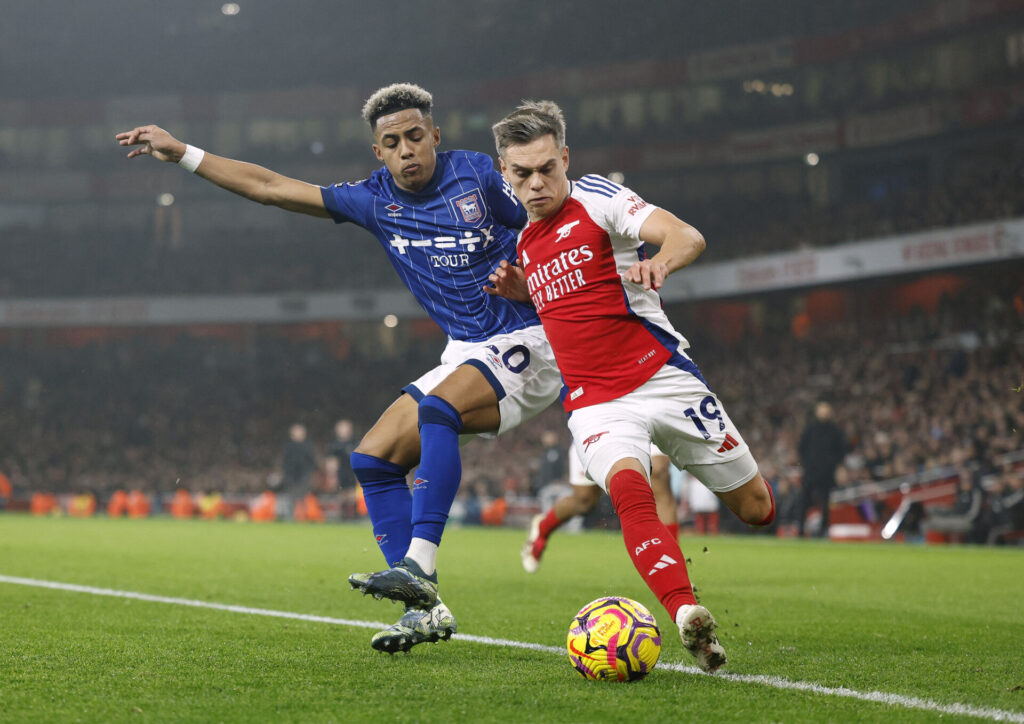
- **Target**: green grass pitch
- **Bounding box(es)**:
[1,515,1022,723]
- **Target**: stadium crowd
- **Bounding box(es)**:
[1,146,1021,298]
[697,281,1022,485]
[691,145,1024,261]
[1,268,1021,541]
[687,271,1024,542]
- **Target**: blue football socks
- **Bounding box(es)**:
[411,394,464,546]
[350,452,412,567]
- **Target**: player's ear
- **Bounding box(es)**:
[432,125,440,147]
[562,145,570,171]
[371,143,384,162]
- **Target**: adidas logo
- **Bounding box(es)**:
[647,554,677,575]
[717,433,739,453]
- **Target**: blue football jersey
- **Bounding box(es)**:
[320,150,539,342]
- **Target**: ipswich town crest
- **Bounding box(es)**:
[450,189,486,225]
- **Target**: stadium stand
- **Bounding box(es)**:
[0,148,1021,297]
[1,265,1020,541]
[2,2,1023,296]
[1,1,1022,542]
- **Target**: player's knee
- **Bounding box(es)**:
[418,394,463,432]
[349,452,409,488]
[607,468,655,515]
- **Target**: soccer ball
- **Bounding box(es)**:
[567,596,661,682]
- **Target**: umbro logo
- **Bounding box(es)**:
[556,220,580,241]
[413,477,428,490]
[385,203,403,217]
[647,554,677,575]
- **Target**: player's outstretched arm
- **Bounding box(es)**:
[484,259,531,303]
[115,125,330,218]
[625,209,706,290]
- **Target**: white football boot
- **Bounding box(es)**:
[676,604,727,673]
[370,599,457,654]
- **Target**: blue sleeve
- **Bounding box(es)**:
[480,158,527,231]
[320,182,369,226]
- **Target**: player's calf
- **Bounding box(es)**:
[720,473,775,526]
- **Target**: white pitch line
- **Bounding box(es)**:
[2,574,1021,723]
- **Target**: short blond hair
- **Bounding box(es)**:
[492,100,566,157]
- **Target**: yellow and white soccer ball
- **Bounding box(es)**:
[567,596,661,682]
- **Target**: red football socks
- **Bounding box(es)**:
[609,468,696,617]
[532,508,562,559]
[538,507,561,539]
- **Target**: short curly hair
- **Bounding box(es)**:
[361,83,434,129]
[491,100,566,158]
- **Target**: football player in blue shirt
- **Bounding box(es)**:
[117,84,561,653]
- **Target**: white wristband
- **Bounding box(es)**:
[178,144,205,173]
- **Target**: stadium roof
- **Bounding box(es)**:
[2,0,935,101]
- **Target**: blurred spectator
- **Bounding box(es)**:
[107,490,128,517]
[169,488,197,519]
[921,467,984,542]
[0,471,11,509]
[531,430,568,494]
[126,489,151,518]
[772,473,802,535]
[796,401,847,537]
[68,491,96,518]
[462,483,488,526]
[327,419,359,493]
[278,423,316,519]
[198,490,224,520]
[250,490,277,522]
[985,466,1024,545]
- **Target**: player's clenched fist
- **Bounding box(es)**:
[115,125,186,163]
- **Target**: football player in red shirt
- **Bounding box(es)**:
[487,101,775,673]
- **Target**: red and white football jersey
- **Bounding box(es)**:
[517,174,688,412]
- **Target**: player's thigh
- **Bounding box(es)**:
[422,325,561,436]
[568,401,652,492]
[354,393,421,468]
[427,364,502,433]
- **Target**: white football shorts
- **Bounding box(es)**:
[405,324,561,436]
[568,358,758,493]
[569,442,665,487]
